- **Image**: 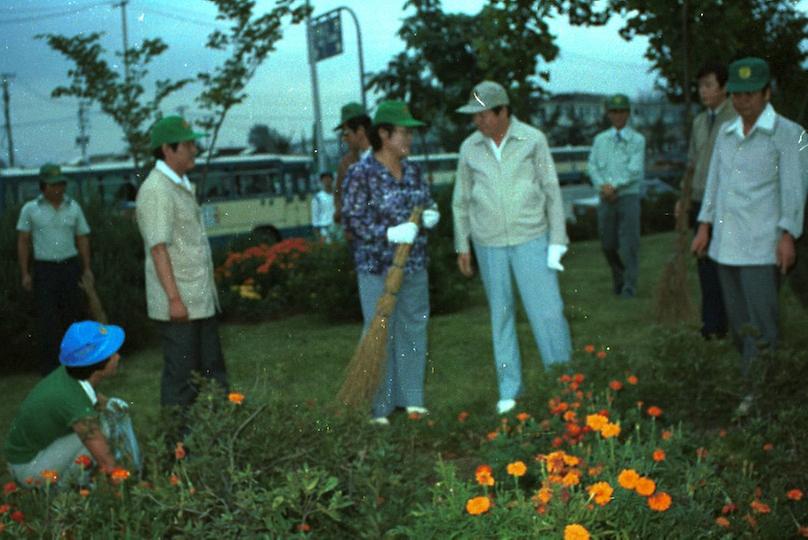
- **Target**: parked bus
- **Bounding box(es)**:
[409,145,591,188]
[0,153,315,243]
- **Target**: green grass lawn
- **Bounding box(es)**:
[2,231,805,450]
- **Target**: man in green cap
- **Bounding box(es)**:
[691,57,807,413]
[587,93,646,299]
[135,116,229,415]
[452,81,571,415]
[334,102,371,228]
[17,163,93,375]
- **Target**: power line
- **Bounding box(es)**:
[140,6,220,28]
[0,0,109,16]
[0,1,113,25]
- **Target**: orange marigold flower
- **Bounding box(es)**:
[715,516,731,528]
[457,411,469,423]
[79,488,90,497]
[618,468,640,490]
[228,392,245,405]
[588,481,614,506]
[536,487,552,504]
[506,460,527,477]
[475,464,495,487]
[562,470,581,487]
[573,373,585,384]
[583,344,595,353]
[635,476,656,496]
[696,447,709,460]
[600,422,621,439]
[466,496,491,515]
[296,522,311,533]
[0,504,9,514]
[596,351,607,360]
[110,468,131,484]
[588,465,603,477]
[486,431,499,441]
[75,454,92,469]
[626,375,638,385]
[647,405,663,417]
[661,430,673,441]
[750,500,771,514]
[609,380,623,391]
[408,412,422,420]
[564,523,590,540]
[787,489,804,501]
[562,410,577,423]
[40,470,59,484]
[722,503,737,514]
[586,414,608,431]
[652,449,666,462]
[174,442,186,461]
[169,474,180,487]
[648,491,672,511]
[762,442,774,452]
[798,525,808,537]
[516,412,531,422]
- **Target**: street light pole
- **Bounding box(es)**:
[337,6,367,111]
[305,0,327,173]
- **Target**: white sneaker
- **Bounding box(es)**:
[369,417,390,426]
[735,394,754,416]
[406,406,429,415]
[497,399,516,415]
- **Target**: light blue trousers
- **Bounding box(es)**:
[357,269,429,418]
[474,235,571,401]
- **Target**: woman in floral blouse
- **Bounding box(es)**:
[341,100,440,425]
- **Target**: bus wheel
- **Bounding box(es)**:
[253,226,282,244]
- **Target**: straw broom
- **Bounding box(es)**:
[338,207,423,407]
[78,273,109,324]
[654,168,695,324]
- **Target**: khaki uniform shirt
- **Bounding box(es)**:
[687,99,737,202]
[16,195,90,261]
[698,104,807,265]
[135,167,219,321]
[587,126,646,196]
[452,117,568,253]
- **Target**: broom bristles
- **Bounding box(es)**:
[337,314,390,406]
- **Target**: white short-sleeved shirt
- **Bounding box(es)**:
[16,195,91,262]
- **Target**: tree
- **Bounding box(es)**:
[196,0,307,172]
[36,32,190,169]
[248,124,291,154]
[367,0,607,151]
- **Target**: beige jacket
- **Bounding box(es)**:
[135,168,219,321]
[452,117,568,253]
[688,99,737,202]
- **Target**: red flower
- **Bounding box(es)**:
[646,405,663,417]
[609,380,623,391]
[787,489,804,501]
[0,504,9,514]
[596,350,607,360]
[75,454,92,469]
[11,510,24,523]
[3,482,17,496]
[175,442,187,461]
[457,411,469,423]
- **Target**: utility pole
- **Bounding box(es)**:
[305,0,326,173]
[113,0,130,81]
[1,73,14,168]
[76,100,91,165]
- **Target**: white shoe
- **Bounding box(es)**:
[406,406,429,415]
[735,394,754,416]
[369,417,390,426]
[497,399,516,415]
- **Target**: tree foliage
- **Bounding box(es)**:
[36,32,190,169]
[248,124,292,154]
[196,0,308,170]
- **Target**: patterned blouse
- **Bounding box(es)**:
[341,154,434,275]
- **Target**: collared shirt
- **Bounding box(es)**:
[341,154,434,275]
[687,99,737,202]
[486,124,512,163]
[587,126,646,195]
[452,117,568,253]
[136,166,219,321]
[311,190,335,228]
[78,379,97,405]
[698,103,807,265]
[16,195,91,262]
[156,159,194,192]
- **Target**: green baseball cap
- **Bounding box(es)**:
[606,94,631,111]
[39,163,69,184]
[726,57,770,93]
[372,100,425,127]
[150,116,207,150]
[334,102,367,131]
[456,81,509,114]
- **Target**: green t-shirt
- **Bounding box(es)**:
[4,366,98,464]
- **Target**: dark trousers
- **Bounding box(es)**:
[33,258,83,375]
[689,201,728,338]
[717,264,780,376]
[597,194,641,295]
[158,316,229,407]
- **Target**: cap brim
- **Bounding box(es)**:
[43,176,69,184]
[727,81,766,93]
[395,119,426,127]
[456,103,487,114]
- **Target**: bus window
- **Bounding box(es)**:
[271,174,282,196]
[201,175,235,201]
[283,173,295,200]
[241,174,269,196]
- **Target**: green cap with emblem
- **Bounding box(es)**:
[372,100,425,127]
[726,57,770,93]
[39,163,69,184]
[334,102,367,131]
[606,94,631,111]
[150,116,207,150]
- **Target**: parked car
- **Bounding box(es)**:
[571,178,678,220]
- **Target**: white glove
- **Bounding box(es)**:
[422,209,440,229]
[386,222,419,244]
[547,244,568,271]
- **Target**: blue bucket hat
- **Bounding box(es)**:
[60,321,125,367]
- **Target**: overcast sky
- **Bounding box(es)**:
[2,0,662,167]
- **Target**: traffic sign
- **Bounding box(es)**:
[312,9,343,62]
